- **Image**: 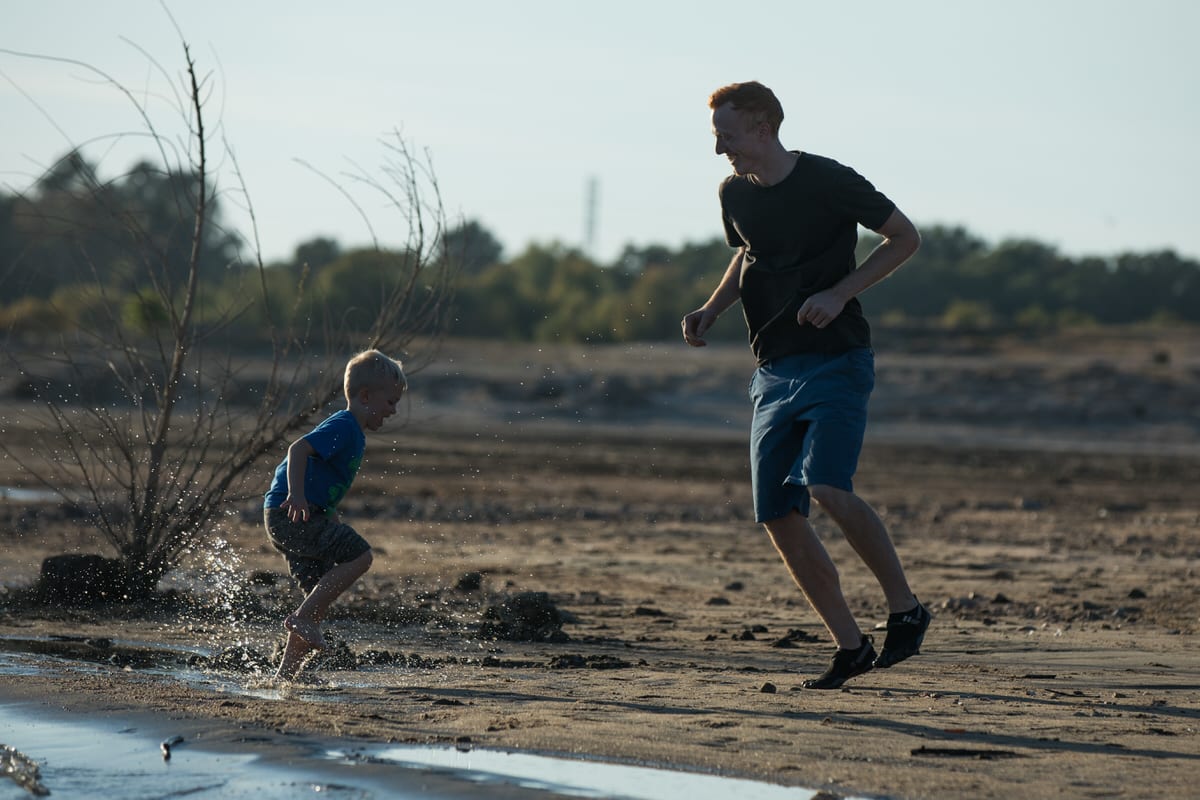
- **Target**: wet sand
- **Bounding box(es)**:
[2,329,1199,799]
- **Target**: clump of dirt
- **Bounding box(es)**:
[195,645,275,673]
[38,554,124,603]
[479,591,569,642]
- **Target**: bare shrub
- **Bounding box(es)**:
[1,38,456,599]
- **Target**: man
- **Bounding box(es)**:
[682,81,930,689]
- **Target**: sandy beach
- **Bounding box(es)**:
[2,328,1198,799]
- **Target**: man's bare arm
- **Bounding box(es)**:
[797,209,920,329]
[682,249,745,346]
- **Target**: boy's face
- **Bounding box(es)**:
[359,381,405,431]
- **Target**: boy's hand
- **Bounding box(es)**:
[282,438,317,522]
[280,495,312,523]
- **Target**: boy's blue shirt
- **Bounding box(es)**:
[264,410,365,512]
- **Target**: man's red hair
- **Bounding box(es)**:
[708,81,784,134]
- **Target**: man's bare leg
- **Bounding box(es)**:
[810,484,930,668]
[809,484,916,613]
[762,510,863,649]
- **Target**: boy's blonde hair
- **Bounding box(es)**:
[344,349,406,399]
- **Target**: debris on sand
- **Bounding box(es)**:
[160,735,184,760]
[912,745,1022,759]
[1,744,50,796]
[547,653,632,670]
[770,628,822,648]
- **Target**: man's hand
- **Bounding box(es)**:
[796,289,847,329]
[792,208,920,331]
[682,307,720,347]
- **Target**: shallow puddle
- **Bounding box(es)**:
[0,646,859,799]
[0,700,850,799]
[0,702,366,799]
[331,744,859,799]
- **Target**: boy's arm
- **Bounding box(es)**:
[281,437,317,522]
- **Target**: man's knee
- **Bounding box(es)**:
[809,483,853,511]
[762,509,815,541]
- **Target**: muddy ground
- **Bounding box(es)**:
[1,328,1198,799]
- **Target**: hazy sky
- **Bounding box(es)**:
[2,1,1197,265]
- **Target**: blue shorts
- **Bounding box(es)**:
[748,348,874,522]
[264,507,371,593]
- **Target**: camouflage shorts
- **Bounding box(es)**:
[264,507,371,593]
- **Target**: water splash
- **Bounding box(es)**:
[199,536,244,612]
[174,532,260,656]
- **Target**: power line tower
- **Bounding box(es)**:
[584,176,599,258]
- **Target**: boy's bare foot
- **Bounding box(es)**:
[284,614,326,649]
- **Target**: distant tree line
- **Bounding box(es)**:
[3,150,1199,343]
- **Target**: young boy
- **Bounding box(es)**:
[263,349,406,680]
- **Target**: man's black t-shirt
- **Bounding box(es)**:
[720,152,895,363]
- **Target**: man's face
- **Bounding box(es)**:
[711,104,764,175]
